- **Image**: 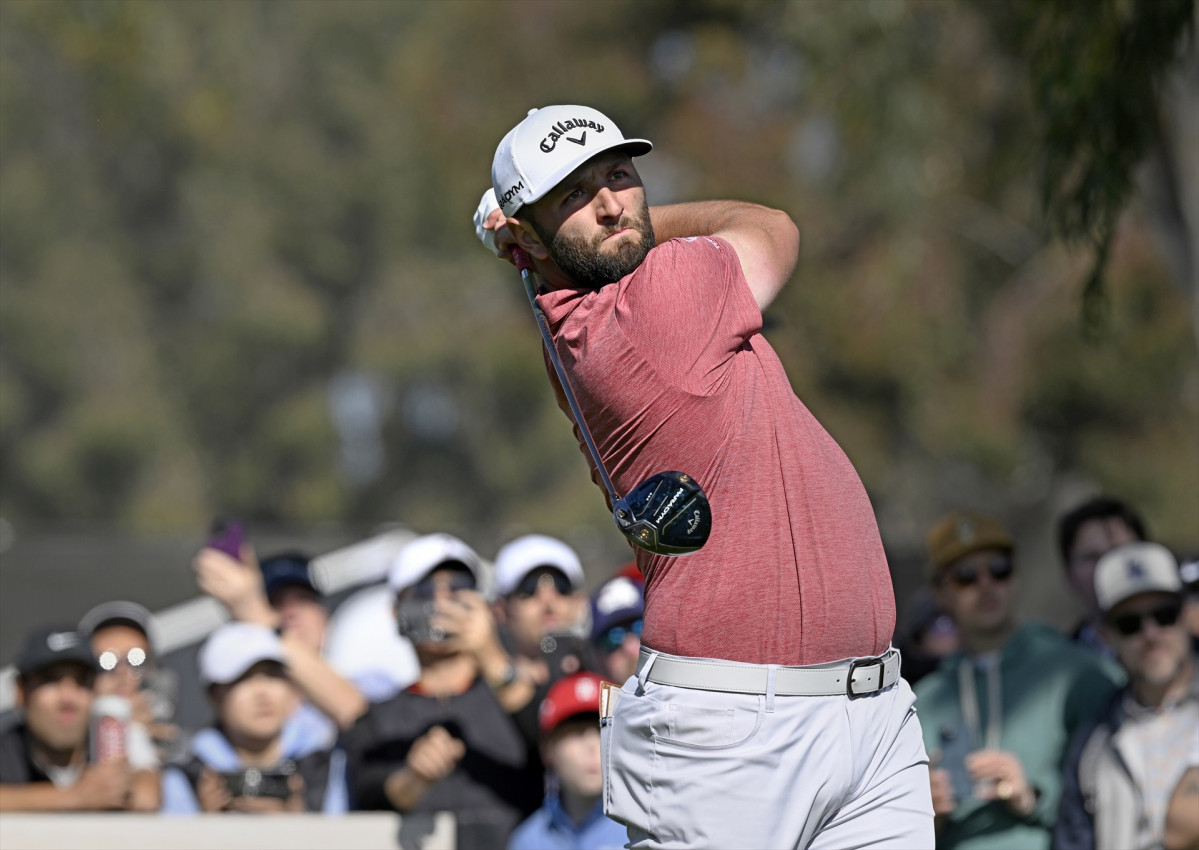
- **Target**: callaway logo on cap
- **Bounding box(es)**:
[491,105,653,218]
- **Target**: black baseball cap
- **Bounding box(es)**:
[259,551,319,599]
[15,625,100,679]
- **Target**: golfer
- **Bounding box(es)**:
[475,105,934,849]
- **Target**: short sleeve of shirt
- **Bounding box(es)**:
[615,236,762,392]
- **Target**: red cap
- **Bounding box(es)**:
[538,672,606,735]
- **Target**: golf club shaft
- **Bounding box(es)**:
[511,247,620,504]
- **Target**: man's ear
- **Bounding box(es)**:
[511,218,550,261]
[15,678,26,710]
[492,599,509,626]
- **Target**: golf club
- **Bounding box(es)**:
[511,246,711,556]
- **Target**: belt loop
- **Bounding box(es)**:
[637,651,660,695]
[765,665,779,712]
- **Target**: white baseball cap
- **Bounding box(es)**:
[494,534,584,597]
[388,533,482,594]
[1094,542,1182,613]
[491,105,653,218]
[198,622,287,687]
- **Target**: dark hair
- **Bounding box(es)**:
[1056,496,1147,567]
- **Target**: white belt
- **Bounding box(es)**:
[638,647,901,698]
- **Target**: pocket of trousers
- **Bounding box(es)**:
[602,707,654,833]
[654,701,761,750]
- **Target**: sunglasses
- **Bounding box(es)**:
[943,556,1014,587]
[598,619,643,654]
[98,647,148,672]
[1108,601,1182,638]
[513,568,574,600]
[410,569,477,600]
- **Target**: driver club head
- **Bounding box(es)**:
[613,471,712,556]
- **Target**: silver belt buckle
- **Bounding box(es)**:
[847,656,884,698]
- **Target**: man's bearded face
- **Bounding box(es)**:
[539,194,656,290]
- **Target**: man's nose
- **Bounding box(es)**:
[59,676,90,701]
[595,187,623,220]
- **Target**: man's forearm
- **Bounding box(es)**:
[649,200,782,243]
[279,633,367,731]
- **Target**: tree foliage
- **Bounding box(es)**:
[1,0,1195,578]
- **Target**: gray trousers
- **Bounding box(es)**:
[602,651,935,850]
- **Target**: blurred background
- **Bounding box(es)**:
[1,0,1196,662]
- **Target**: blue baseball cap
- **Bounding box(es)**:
[590,575,645,641]
[259,551,319,600]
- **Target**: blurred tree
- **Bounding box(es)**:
[0,0,1194,594]
[985,0,1195,333]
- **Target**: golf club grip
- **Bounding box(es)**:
[512,246,533,272]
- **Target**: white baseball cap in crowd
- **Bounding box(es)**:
[198,622,287,687]
[494,534,584,597]
[387,533,482,595]
[491,105,653,218]
[1094,542,1182,613]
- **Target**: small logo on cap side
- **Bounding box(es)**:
[46,631,79,652]
[497,180,524,209]
[956,520,976,545]
[575,676,599,701]
[596,578,640,615]
[1127,559,1145,579]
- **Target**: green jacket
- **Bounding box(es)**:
[913,622,1125,850]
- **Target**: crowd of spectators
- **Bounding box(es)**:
[1,495,1195,850]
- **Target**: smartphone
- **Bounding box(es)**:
[396,598,444,644]
[539,631,589,678]
[207,517,244,560]
[221,765,293,800]
[934,723,974,805]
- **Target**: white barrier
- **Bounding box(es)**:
[0,811,457,850]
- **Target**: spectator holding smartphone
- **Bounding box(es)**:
[192,541,368,733]
[0,625,154,811]
[344,533,541,848]
[159,622,348,814]
[913,512,1124,850]
[490,535,593,746]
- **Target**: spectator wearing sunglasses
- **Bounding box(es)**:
[589,573,645,687]
[913,511,1123,850]
[1056,542,1199,850]
[343,533,542,848]
[491,535,594,747]
[78,600,173,804]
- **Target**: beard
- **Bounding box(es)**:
[541,196,656,290]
